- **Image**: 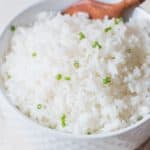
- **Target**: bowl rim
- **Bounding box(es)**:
[0,0,149,139]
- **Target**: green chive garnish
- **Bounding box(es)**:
[137,116,143,121]
[79,32,86,40]
[56,74,62,80]
[92,41,102,49]
[87,132,92,135]
[61,114,66,127]
[103,76,111,85]
[114,17,123,24]
[111,56,115,59]
[32,52,37,57]
[104,26,112,32]
[10,25,16,32]
[74,61,80,69]
[7,74,11,79]
[37,104,42,109]
[64,76,71,80]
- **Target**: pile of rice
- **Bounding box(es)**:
[0,12,150,134]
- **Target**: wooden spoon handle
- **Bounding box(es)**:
[63,0,145,19]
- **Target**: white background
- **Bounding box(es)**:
[0,0,149,150]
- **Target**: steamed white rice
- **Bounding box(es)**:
[0,12,150,134]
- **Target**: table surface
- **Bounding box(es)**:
[0,0,149,150]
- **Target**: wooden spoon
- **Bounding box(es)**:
[63,0,145,19]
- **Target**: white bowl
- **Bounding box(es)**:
[0,0,149,150]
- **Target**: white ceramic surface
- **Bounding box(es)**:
[0,0,150,150]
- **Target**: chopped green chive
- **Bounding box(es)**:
[56,74,62,80]
[61,114,66,127]
[74,61,80,69]
[7,74,12,79]
[92,41,102,49]
[48,125,55,129]
[32,52,37,57]
[111,56,115,59]
[79,32,86,40]
[37,104,42,109]
[103,76,111,85]
[114,17,123,24]
[104,26,112,32]
[137,116,143,121]
[87,132,92,135]
[10,25,16,32]
[56,74,71,81]
[64,76,71,80]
